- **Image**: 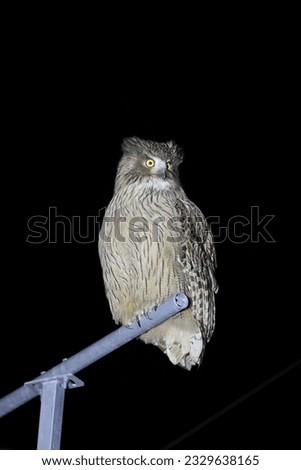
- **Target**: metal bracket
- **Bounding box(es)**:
[25,373,85,392]
[25,374,84,450]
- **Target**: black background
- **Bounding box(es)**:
[1,25,299,451]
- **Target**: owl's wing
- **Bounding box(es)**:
[176,198,218,342]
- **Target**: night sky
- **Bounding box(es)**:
[1,39,299,450]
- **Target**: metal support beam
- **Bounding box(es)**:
[37,380,66,450]
[0,293,189,419]
[25,374,84,450]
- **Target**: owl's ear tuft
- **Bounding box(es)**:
[167,140,184,164]
[121,136,145,156]
[167,140,176,148]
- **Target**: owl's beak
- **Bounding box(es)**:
[161,170,167,180]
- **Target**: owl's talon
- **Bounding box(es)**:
[136,317,141,327]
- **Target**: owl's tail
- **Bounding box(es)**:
[165,331,204,371]
[140,314,204,371]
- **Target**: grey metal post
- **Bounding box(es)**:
[37,380,66,450]
[25,374,84,450]
[0,293,189,423]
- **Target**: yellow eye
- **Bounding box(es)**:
[167,161,171,170]
[145,158,155,168]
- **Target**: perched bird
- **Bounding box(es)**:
[99,137,217,370]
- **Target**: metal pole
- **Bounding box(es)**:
[25,374,84,450]
[37,379,66,450]
[0,293,188,418]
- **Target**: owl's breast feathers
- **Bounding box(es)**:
[99,183,217,370]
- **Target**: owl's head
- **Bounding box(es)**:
[114,136,184,192]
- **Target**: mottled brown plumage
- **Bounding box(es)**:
[99,137,217,370]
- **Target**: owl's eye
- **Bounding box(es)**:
[166,161,171,170]
[145,158,155,168]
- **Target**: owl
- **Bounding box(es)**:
[98,137,217,370]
